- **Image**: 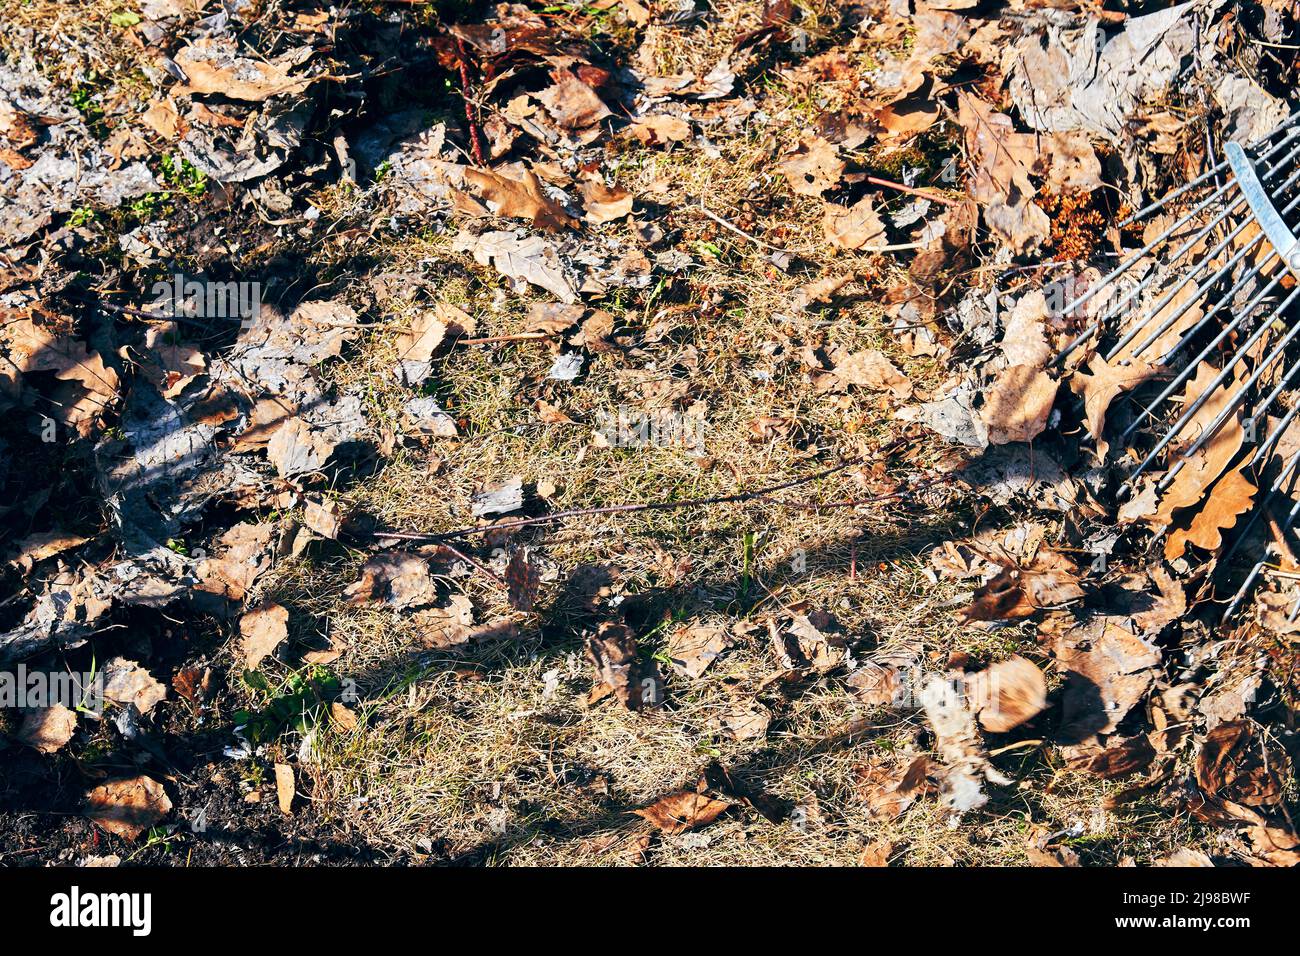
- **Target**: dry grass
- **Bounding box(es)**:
[3,0,1220,867]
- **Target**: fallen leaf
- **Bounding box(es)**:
[346,553,438,609]
[505,550,541,612]
[17,705,77,753]
[274,763,295,815]
[961,548,1083,621]
[240,602,289,669]
[175,38,316,102]
[780,137,843,198]
[633,791,730,833]
[580,177,634,224]
[967,656,1047,732]
[102,657,167,715]
[1196,720,1288,808]
[464,166,577,231]
[817,348,912,399]
[627,114,691,145]
[823,196,887,250]
[535,69,613,131]
[665,624,732,678]
[980,365,1057,445]
[709,701,770,740]
[586,620,662,710]
[85,775,172,840]
[9,530,89,572]
[1164,466,1256,560]
[463,231,579,304]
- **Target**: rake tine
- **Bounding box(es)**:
[1104,209,1259,363]
[1121,283,1300,488]
[1105,146,1300,362]
[1155,253,1281,366]
[1057,126,1300,361]
[1151,284,1300,491]
[1118,113,1300,228]
[1054,186,1239,363]
[1116,259,1283,446]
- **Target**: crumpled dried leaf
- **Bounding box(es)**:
[980,365,1058,445]
[464,166,577,231]
[1055,621,1160,740]
[779,136,843,198]
[17,704,77,753]
[961,548,1083,621]
[240,602,289,669]
[580,176,634,224]
[665,624,733,678]
[709,701,770,741]
[175,38,317,102]
[586,620,662,710]
[816,348,912,399]
[633,791,730,833]
[823,196,886,250]
[102,657,167,715]
[461,230,579,304]
[966,656,1047,733]
[856,754,932,819]
[535,69,612,131]
[1196,719,1288,808]
[85,775,172,840]
[346,553,437,609]
[626,114,690,145]
[957,92,1049,255]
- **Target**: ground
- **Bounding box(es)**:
[0,0,1297,867]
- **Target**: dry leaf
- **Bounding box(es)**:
[586,620,663,710]
[1164,466,1256,560]
[780,137,843,198]
[464,166,577,231]
[818,348,912,399]
[535,70,613,131]
[967,656,1047,732]
[102,657,167,715]
[633,791,730,833]
[85,776,172,840]
[17,705,77,753]
[665,624,732,678]
[175,38,315,101]
[240,602,289,669]
[961,549,1083,621]
[580,177,634,224]
[346,553,438,609]
[980,365,1057,445]
[627,114,690,145]
[709,701,770,741]
[274,763,295,815]
[823,196,886,250]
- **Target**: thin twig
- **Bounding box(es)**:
[375,459,946,544]
[689,201,786,252]
[864,175,962,207]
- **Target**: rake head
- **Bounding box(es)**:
[1052,110,1300,619]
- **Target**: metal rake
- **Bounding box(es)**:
[1050,109,1300,620]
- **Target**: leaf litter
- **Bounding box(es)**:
[0,0,1296,869]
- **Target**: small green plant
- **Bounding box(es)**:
[236,665,343,746]
[110,10,141,27]
[69,207,96,227]
[160,154,207,201]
